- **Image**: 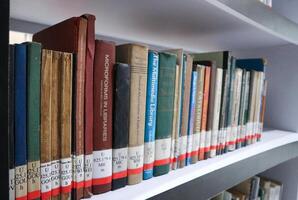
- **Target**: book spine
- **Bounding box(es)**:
[153,52,177,176]
[92,40,115,194]
[178,54,192,168]
[26,42,41,200]
[198,66,211,160]
[143,51,159,180]
[254,72,264,142]
[112,63,130,190]
[186,71,197,165]
[82,14,96,198]
[247,71,257,145]
[259,80,267,141]
[243,71,251,146]
[40,49,52,200]
[15,44,28,200]
[60,53,73,200]
[238,70,247,149]
[191,66,205,164]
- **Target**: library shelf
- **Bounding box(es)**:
[85,130,298,200]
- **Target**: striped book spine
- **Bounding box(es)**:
[143,51,159,180]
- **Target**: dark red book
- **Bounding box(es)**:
[92,40,115,194]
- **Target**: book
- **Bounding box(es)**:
[8,45,15,200]
[112,63,130,190]
[40,49,53,199]
[60,53,73,200]
[93,40,115,194]
[33,16,88,199]
[153,52,177,176]
[143,51,159,180]
[82,14,96,198]
[26,42,41,200]
[116,44,148,185]
[15,43,28,200]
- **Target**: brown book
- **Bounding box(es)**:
[60,53,73,200]
[116,44,148,185]
[33,16,88,200]
[178,54,193,168]
[40,50,52,199]
[92,40,115,194]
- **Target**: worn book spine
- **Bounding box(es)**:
[112,63,130,190]
[40,49,52,199]
[116,44,148,185]
[198,66,211,160]
[51,51,62,199]
[143,51,159,180]
[153,52,177,176]
[26,42,42,200]
[178,55,192,168]
[60,53,73,200]
[82,14,96,198]
[9,45,15,200]
[191,65,204,164]
[186,71,197,165]
[93,40,115,194]
[15,44,28,200]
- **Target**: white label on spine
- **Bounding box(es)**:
[247,122,253,137]
[186,135,193,155]
[84,154,93,182]
[211,130,218,146]
[113,147,128,174]
[199,131,206,148]
[9,169,15,200]
[27,160,40,194]
[128,145,144,170]
[93,149,112,178]
[174,138,180,158]
[226,126,231,144]
[15,165,27,199]
[205,130,212,148]
[170,139,175,160]
[241,125,246,140]
[51,160,60,190]
[72,154,84,183]
[155,138,171,161]
[192,132,200,152]
[232,126,238,142]
[260,122,263,134]
[61,157,72,188]
[144,141,155,164]
[180,135,187,155]
[40,162,51,194]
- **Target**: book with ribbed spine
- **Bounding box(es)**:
[186,70,197,165]
[143,51,159,180]
[15,44,28,200]
[93,40,115,194]
[26,42,41,200]
[153,52,177,176]
[112,63,130,190]
[116,44,148,185]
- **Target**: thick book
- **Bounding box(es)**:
[60,53,73,200]
[33,16,88,199]
[153,52,177,176]
[40,49,53,199]
[112,63,130,190]
[116,44,148,185]
[9,45,15,200]
[186,70,197,165]
[93,40,115,194]
[82,14,96,198]
[26,42,42,200]
[15,44,28,200]
[143,51,159,180]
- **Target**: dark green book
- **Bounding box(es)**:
[26,42,41,199]
[153,52,177,176]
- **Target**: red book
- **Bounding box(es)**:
[92,40,115,194]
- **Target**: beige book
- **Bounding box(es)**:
[248,71,258,145]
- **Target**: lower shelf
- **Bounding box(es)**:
[87,130,298,200]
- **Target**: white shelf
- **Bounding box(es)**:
[85,130,298,200]
[10,0,298,52]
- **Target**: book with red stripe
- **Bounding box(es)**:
[153,52,177,176]
[92,40,115,194]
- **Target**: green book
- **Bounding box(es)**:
[153,52,177,176]
[26,42,41,199]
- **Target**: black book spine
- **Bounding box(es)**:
[112,63,130,190]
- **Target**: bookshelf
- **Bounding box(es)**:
[4,0,298,199]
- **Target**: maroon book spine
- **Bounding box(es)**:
[92,40,115,194]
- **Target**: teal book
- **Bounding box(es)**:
[153,52,177,176]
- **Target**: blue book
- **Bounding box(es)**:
[15,44,27,199]
[186,71,198,165]
[143,51,159,180]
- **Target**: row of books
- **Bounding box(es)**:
[211,176,282,200]
[8,14,267,200]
